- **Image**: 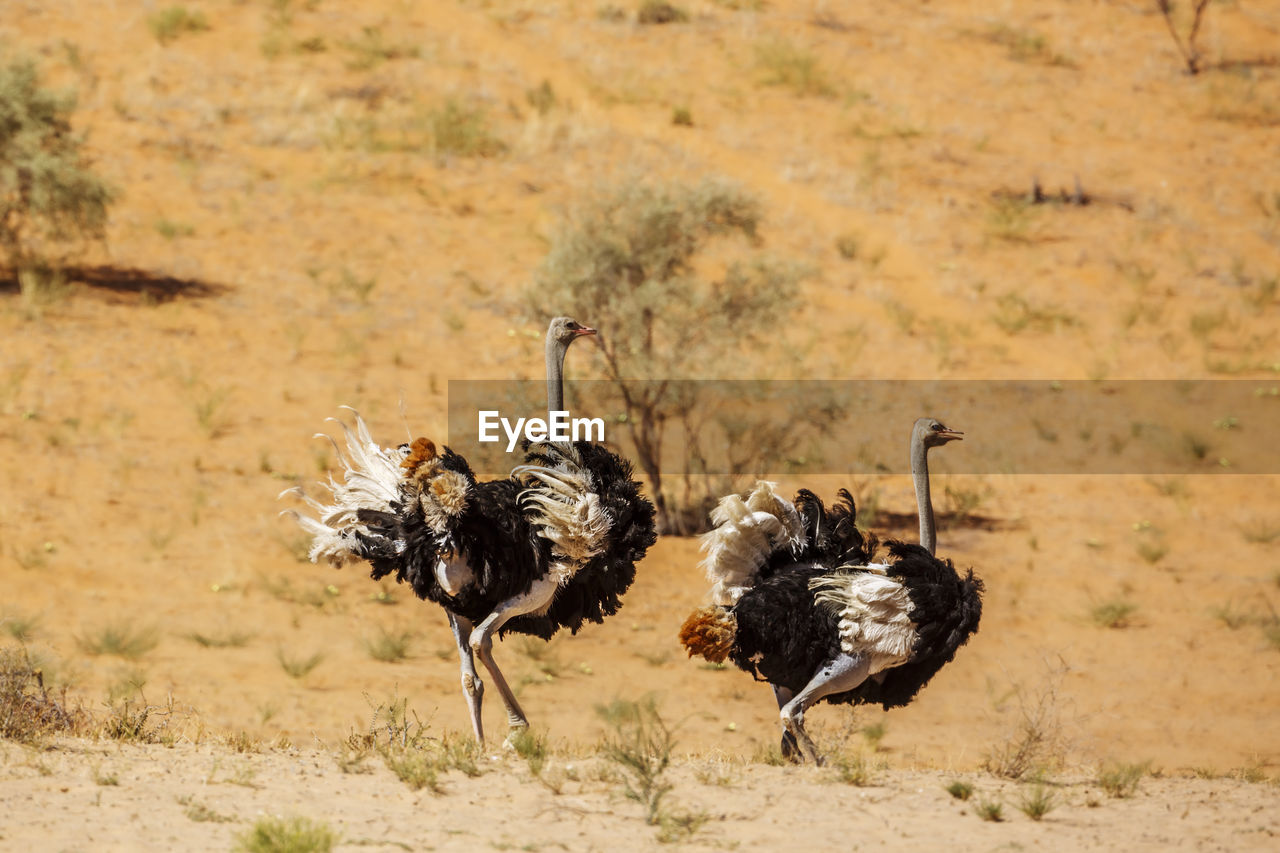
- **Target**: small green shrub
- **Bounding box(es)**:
[637,1,689,24]
[1090,600,1137,629]
[1098,761,1148,798]
[235,816,337,853]
[77,623,160,659]
[945,779,973,800]
[754,39,833,97]
[363,627,413,663]
[148,7,211,45]
[429,98,506,158]
[597,697,676,825]
[975,798,1004,821]
[1017,784,1057,820]
[276,649,324,679]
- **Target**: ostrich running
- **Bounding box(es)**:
[283,318,656,744]
[679,418,983,764]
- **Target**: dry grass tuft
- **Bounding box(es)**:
[0,646,87,743]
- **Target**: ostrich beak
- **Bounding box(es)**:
[939,428,964,440]
[574,326,597,337]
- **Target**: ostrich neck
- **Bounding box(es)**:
[911,435,937,555]
[545,334,567,419]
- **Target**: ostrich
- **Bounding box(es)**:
[283,318,657,745]
[678,418,983,764]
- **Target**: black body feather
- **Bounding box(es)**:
[727,535,983,711]
[356,441,655,640]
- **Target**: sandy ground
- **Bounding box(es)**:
[2,739,1277,852]
[2,0,1279,849]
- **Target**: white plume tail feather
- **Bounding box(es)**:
[699,481,805,606]
[809,572,917,673]
[280,410,408,567]
[515,442,612,585]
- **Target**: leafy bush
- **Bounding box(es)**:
[0,57,113,293]
[529,178,823,531]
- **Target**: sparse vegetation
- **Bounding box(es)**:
[1098,761,1148,798]
[984,667,1070,780]
[187,628,253,648]
[832,750,874,786]
[755,38,834,97]
[1155,0,1212,75]
[0,646,86,742]
[0,56,114,299]
[1091,599,1138,629]
[148,7,210,45]
[975,798,1004,821]
[363,626,413,663]
[597,697,676,826]
[235,816,337,853]
[946,779,974,800]
[1017,784,1057,820]
[637,1,688,24]
[76,623,160,659]
[979,24,1076,67]
[341,26,420,71]
[277,649,324,679]
[529,178,820,532]
[429,98,506,159]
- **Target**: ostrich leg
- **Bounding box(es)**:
[447,612,485,744]
[772,684,800,761]
[468,578,559,737]
[779,652,873,766]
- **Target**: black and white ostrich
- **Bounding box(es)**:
[678,418,983,764]
[283,318,657,744]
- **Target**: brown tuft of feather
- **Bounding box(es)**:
[678,606,737,663]
[401,437,438,476]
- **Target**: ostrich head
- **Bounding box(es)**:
[548,316,597,350]
[913,417,964,450]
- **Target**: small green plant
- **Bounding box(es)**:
[235,816,337,853]
[516,637,563,677]
[860,721,887,751]
[381,747,443,792]
[981,24,1075,67]
[177,794,235,823]
[1136,540,1168,564]
[429,98,506,159]
[637,1,688,24]
[1241,520,1280,545]
[154,218,195,239]
[363,627,413,663]
[148,7,210,45]
[656,809,709,844]
[975,798,1004,822]
[92,765,119,786]
[992,293,1078,334]
[987,197,1035,243]
[187,628,253,648]
[945,780,974,800]
[671,106,693,127]
[277,649,324,679]
[2,611,40,642]
[597,697,676,825]
[755,39,834,97]
[1209,602,1252,630]
[832,751,873,786]
[1090,599,1137,629]
[1017,784,1057,821]
[77,623,160,659]
[341,26,420,71]
[1098,761,1148,798]
[526,79,556,115]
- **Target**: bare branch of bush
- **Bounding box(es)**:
[1155,0,1212,75]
